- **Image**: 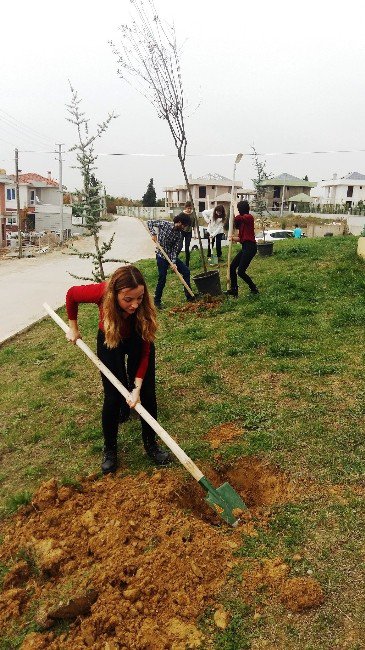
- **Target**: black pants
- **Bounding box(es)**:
[182,231,192,266]
[97,330,157,449]
[230,241,258,292]
[207,233,223,258]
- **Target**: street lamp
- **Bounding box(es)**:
[226,153,243,289]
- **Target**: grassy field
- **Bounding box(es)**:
[0,235,365,648]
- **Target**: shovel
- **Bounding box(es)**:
[43,303,246,526]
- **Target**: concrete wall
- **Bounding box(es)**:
[38,187,59,204]
[357,237,365,260]
[287,212,364,236]
[116,206,171,219]
[306,223,344,237]
[35,204,74,235]
[346,215,365,236]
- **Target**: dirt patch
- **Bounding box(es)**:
[280,577,324,612]
[169,296,224,315]
[205,421,243,449]
[0,459,312,649]
[240,558,324,614]
[0,470,242,649]
[223,457,297,508]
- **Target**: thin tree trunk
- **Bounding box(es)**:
[93,233,105,281]
[179,156,207,275]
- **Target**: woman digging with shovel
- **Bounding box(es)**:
[65,265,170,474]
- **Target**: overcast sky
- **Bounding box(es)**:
[2,0,365,199]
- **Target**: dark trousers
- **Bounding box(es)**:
[182,231,192,266]
[207,233,223,258]
[97,330,157,450]
[155,256,192,302]
[230,241,258,292]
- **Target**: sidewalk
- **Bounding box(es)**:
[0,216,156,345]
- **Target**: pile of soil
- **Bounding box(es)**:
[205,422,243,449]
[169,296,223,315]
[0,458,324,649]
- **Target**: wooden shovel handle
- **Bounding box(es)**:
[43,303,203,482]
[141,220,195,297]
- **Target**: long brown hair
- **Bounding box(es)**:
[103,265,157,348]
[213,205,226,221]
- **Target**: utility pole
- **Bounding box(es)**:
[280,184,286,218]
[57,144,64,243]
[226,153,243,290]
[15,148,22,259]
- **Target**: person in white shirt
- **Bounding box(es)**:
[202,205,226,261]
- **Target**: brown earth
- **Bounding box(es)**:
[0,456,324,649]
[169,296,224,316]
[205,422,243,449]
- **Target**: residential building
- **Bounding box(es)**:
[316,172,365,209]
[259,173,316,211]
[2,171,83,238]
[5,172,60,232]
[164,173,243,214]
[0,174,6,247]
[35,203,73,235]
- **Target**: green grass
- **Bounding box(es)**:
[1,235,365,648]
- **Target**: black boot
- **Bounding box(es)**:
[144,441,171,466]
[101,446,118,474]
[224,288,238,297]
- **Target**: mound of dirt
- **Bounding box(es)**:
[0,457,321,649]
[280,577,325,612]
[169,296,223,315]
[205,422,243,449]
[0,469,245,649]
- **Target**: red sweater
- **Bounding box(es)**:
[234,213,256,243]
[66,282,150,379]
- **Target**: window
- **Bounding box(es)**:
[29,190,35,205]
[198,186,206,199]
[6,188,15,200]
[198,201,205,213]
[6,216,17,225]
[347,186,353,197]
[273,186,281,199]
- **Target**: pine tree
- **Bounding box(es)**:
[66,84,126,281]
[142,178,157,207]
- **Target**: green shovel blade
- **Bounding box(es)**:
[200,477,247,526]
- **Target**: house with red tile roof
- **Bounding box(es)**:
[4,171,62,233]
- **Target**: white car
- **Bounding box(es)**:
[256,229,294,242]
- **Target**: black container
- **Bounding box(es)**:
[257,242,274,257]
[193,270,222,297]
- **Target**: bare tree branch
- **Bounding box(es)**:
[111,0,207,272]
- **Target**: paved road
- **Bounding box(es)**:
[0,216,156,345]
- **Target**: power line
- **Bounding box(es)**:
[0,108,54,146]
[95,148,365,158]
[0,134,16,147]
